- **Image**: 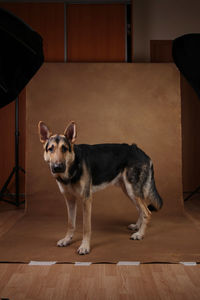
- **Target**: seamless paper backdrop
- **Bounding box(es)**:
[2,63,197,263]
[26,63,183,216]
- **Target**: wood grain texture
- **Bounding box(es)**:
[18,89,26,192]
[0,102,15,190]
[0,263,200,299]
[67,4,126,62]
[0,90,26,194]
[131,1,134,61]
[150,40,173,63]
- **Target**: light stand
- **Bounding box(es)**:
[0,97,25,207]
[0,7,43,207]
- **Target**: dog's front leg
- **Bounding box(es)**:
[57,195,77,247]
[77,196,92,255]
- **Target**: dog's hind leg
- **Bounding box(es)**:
[57,195,77,247]
[128,207,143,232]
[122,171,151,240]
[120,179,142,231]
[130,197,151,240]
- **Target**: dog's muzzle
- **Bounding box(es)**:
[51,162,66,174]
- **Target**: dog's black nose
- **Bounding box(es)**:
[51,163,66,173]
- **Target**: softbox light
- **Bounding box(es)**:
[0,7,44,108]
[172,33,200,100]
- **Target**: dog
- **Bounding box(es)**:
[38,121,163,255]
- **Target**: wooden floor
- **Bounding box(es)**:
[0,197,200,300]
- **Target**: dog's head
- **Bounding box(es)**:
[38,121,77,177]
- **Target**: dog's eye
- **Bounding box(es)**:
[61,145,68,153]
[48,145,54,152]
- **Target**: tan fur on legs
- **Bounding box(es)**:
[120,180,141,230]
[128,205,143,231]
[121,174,151,239]
[57,195,77,247]
[77,196,92,255]
[131,197,151,240]
[121,176,144,232]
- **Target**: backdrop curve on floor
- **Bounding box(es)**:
[1,63,200,263]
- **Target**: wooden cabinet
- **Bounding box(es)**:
[67,4,126,62]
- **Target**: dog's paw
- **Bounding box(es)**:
[128,223,139,231]
[77,243,90,255]
[57,237,72,247]
[130,232,144,240]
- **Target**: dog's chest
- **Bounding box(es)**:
[57,180,83,198]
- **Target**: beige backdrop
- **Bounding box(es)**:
[26,63,183,216]
[2,63,200,263]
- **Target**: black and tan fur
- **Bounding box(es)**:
[38,121,163,255]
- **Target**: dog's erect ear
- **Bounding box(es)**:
[38,121,51,144]
[64,121,77,144]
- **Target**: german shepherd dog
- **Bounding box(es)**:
[38,121,163,255]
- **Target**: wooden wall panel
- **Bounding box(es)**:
[0,90,25,194]
[19,89,26,192]
[150,40,173,62]
[0,102,15,192]
[67,4,126,62]
[131,1,134,61]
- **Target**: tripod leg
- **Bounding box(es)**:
[184,185,200,201]
[0,167,16,197]
[0,97,24,206]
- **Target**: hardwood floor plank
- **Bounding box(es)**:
[0,264,200,299]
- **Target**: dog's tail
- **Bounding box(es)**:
[146,162,163,212]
